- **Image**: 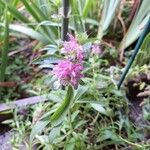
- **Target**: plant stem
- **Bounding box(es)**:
[61,0,69,41]
[119,136,143,148]
[0,6,9,82]
[68,109,73,131]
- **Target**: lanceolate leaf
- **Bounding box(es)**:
[120,0,150,50]
[51,85,74,127]
[30,121,49,142]
[97,0,120,39]
[0,24,49,44]
[49,124,61,143]
[74,85,88,101]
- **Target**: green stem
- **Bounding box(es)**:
[0,6,9,82]
[118,136,143,148]
[68,109,73,131]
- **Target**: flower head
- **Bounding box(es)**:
[52,59,83,88]
[91,44,102,54]
[61,34,84,62]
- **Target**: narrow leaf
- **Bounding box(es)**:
[0,24,49,44]
[0,6,9,82]
[51,85,74,127]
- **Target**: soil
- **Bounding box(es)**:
[126,73,150,140]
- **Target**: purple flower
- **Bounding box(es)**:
[61,34,84,62]
[61,34,78,53]
[91,44,102,54]
[52,59,83,88]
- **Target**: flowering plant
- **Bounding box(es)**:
[50,33,85,126]
[52,33,84,89]
[46,33,102,127]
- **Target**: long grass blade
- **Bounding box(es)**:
[82,0,93,18]
[97,0,120,39]
[20,0,56,43]
[70,0,85,32]
[119,0,150,50]
[5,24,49,44]
[0,6,9,82]
[0,0,30,24]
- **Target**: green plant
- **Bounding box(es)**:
[97,0,120,39]
[118,18,150,88]
[119,0,150,60]
[0,0,60,44]
[0,6,9,82]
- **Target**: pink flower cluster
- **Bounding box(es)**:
[91,43,102,54]
[52,60,83,88]
[52,34,84,88]
[61,34,84,62]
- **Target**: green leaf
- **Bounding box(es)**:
[134,32,150,66]
[0,24,49,44]
[76,100,113,116]
[30,121,49,142]
[82,0,93,18]
[51,85,74,127]
[74,85,88,101]
[90,103,106,114]
[120,0,150,49]
[0,0,30,23]
[70,0,85,32]
[33,54,61,65]
[0,6,9,82]
[97,0,120,39]
[65,138,76,150]
[49,124,61,143]
[20,0,47,22]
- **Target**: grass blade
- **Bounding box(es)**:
[0,0,30,23]
[8,24,49,44]
[97,0,120,39]
[0,6,9,82]
[119,0,150,50]
[20,0,56,42]
[70,0,85,32]
[82,0,93,18]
